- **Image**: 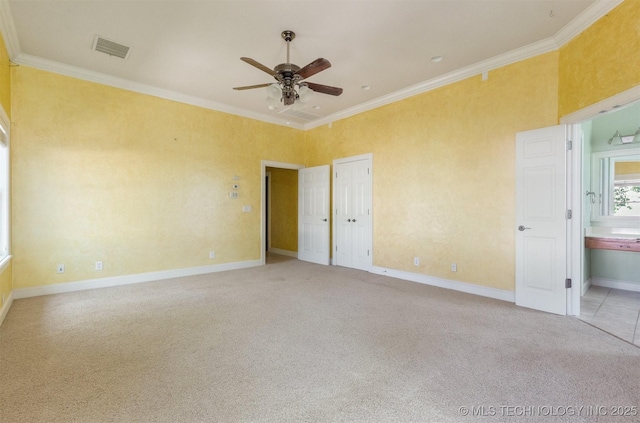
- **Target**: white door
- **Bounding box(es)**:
[515,125,568,315]
[335,156,372,271]
[298,165,330,265]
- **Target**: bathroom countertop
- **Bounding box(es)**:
[585,227,640,240]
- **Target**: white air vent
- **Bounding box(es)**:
[278,107,321,122]
[92,36,131,59]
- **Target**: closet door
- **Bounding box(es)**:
[334,155,372,271]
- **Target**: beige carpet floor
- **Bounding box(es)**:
[1,257,639,422]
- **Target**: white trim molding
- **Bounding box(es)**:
[12,53,306,130]
[305,38,558,130]
[0,0,20,58]
[371,266,515,303]
[560,85,640,124]
[0,0,622,131]
[12,259,262,300]
[0,289,12,326]
[553,0,624,47]
[591,277,640,293]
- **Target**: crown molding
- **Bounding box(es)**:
[12,53,304,129]
[0,0,20,58]
[553,0,625,47]
[306,0,621,130]
[304,37,558,130]
[0,0,622,131]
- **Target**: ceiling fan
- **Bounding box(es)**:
[233,30,343,106]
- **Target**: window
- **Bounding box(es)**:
[614,175,640,216]
[591,149,640,223]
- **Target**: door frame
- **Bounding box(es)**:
[332,153,373,269]
[260,160,305,265]
[560,85,640,316]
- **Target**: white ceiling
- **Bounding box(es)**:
[1,0,619,129]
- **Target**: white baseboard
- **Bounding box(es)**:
[12,259,262,300]
[582,277,592,296]
[0,290,13,326]
[268,248,298,258]
[370,266,515,303]
[591,277,640,293]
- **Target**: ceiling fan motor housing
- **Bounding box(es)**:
[274,63,302,105]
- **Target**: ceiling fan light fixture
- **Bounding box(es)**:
[298,84,313,103]
[266,83,282,100]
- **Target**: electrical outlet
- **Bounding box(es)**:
[451,263,457,272]
[413,257,420,266]
[209,251,215,259]
[95,261,103,271]
[229,192,239,199]
[56,264,65,274]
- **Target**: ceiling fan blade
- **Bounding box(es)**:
[233,83,271,90]
[306,82,343,96]
[240,57,276,76]
[297,58,331,79]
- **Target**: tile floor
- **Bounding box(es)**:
[579,285,640,346]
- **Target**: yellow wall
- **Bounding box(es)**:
[0,31,11,310]
[559,0,640,117]
[11,67,305,288]
[305,52,559,290]
[267,167,297,252]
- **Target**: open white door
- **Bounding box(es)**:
[298,165,330,265]
[515,125,568,315]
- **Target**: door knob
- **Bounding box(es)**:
[518,225,531,231]
[321,218,327,222]
[352,219,357,223]
[347,219,352,222]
